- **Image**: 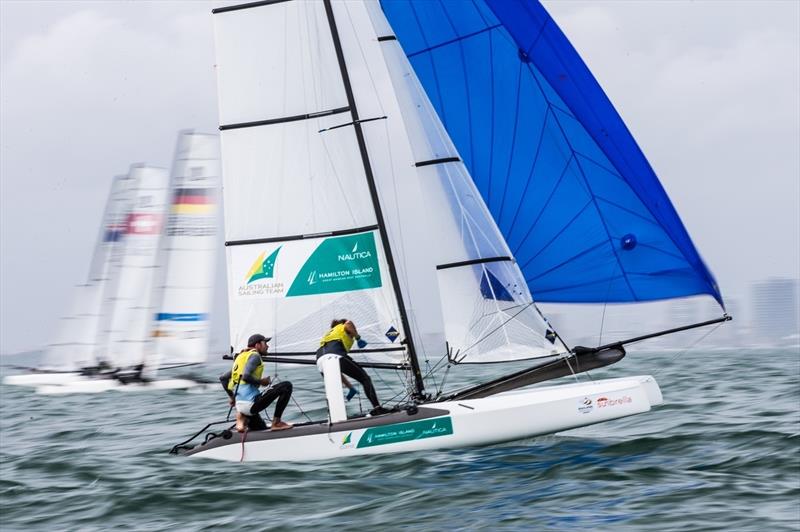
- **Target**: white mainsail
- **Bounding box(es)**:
[213,0,566,378]
[146,131,220,371]
[103,164,170,369]
[42,172,137,371]
[216,1,407,363]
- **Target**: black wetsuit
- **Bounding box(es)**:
[315,341,380,408]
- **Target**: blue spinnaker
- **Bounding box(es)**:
[381,0,722,306]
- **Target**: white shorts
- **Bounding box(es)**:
[316,353,341,373]
[235,400,254,415]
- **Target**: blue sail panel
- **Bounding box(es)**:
[381,0,723,306]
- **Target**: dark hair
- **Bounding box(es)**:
[330,318,347,329]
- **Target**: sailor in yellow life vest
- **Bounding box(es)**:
[316,319,389,416]
[219,333,293,432]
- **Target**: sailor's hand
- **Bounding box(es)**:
[260,377,271,386]
[228,397,235,406]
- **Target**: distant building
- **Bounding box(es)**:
[751,278,800,344]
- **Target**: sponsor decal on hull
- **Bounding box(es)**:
[578,397,593,414]
[596,395,632,408]
[356,417,453,448]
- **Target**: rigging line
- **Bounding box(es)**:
[478,264,512,346]
[457,302,535,361]
[437,363,453,397]
[597,261,618,347]
[422,353,451,384]
[562,351,582,384]
[653,322,724,379]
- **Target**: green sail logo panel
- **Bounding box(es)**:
[356,417,454,448]
[287,232,382,297]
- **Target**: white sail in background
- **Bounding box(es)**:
[104,164,170,369]
[43,173,137,371]
[147,132,220,371]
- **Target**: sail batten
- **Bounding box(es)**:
[219,106,352,131]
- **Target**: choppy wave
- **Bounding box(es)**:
[1,349,798,531]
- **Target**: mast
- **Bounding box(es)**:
[322,0,425,397]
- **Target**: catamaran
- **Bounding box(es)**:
[37,133,220,394]
[15,133,221,394]
[3,171,137,388]
[174,0,728,461]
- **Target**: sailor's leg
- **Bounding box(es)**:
[252,382,293,416]
[339,357,379,408]
[235,411,246,432]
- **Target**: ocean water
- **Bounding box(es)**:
[1,348,798,531]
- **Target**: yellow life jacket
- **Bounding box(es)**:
[320,323,354,352]
[226,348,264,391]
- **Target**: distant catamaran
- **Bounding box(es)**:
[175,0,728,462]
[5,132,221,393]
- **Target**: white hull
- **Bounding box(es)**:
[35,377,208,395]
[187,375,662,462]
[3,372,84,387]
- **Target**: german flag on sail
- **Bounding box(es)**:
[172,188,214,214]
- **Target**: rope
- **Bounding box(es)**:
[457,302,536,362]
[290,394,315,423]
[169,420,232,454]
[239,428,248,463]
[653,322,724,378]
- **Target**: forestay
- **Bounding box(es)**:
[104,165,170,369]
[214,0,566,368]
[381,0,723,307]
[147,132,220,371]
[43,173,137,371]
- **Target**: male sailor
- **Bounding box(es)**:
[316,319,388,416]
[220,334,293,432]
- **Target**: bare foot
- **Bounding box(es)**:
[270,420,293,431]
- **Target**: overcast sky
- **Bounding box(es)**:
[1,0,798,355]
